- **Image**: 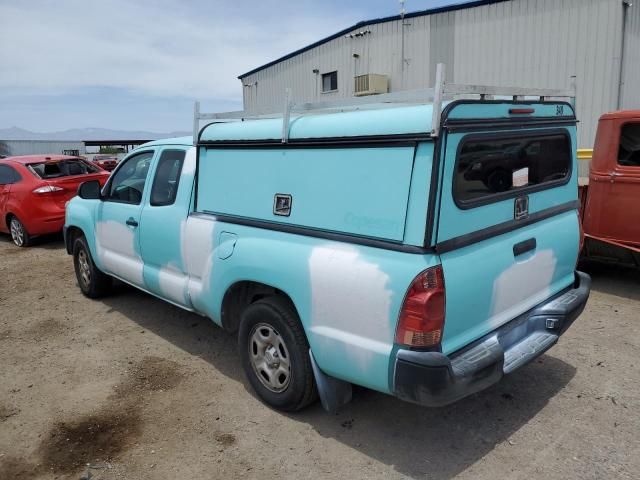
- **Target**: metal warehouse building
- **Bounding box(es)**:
[238,0,640,147]
[0,140,85,158]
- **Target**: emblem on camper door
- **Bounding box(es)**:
[273,194,292,217]
[514,196,529,220]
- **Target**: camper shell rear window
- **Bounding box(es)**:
[453,130,572,208]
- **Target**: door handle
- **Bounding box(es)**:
[513,238,536,257]
[126,217,138,227]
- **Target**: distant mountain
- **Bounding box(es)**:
[0,126,191,141]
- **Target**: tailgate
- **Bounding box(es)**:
[435,127,579,355]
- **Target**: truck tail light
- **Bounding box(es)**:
[395,265,446,348]
[32,185,65,195]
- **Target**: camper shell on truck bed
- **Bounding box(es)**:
[65,66,590,412]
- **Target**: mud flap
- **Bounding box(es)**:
[309,350,352,414]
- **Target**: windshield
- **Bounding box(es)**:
[28,159,101,179]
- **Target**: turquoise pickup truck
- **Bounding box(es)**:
[64,78,590,413]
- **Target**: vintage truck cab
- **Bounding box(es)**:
[580,111,640,266]
[64,68,591,413]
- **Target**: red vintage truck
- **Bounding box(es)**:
[580,110,640,266]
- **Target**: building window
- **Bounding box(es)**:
[322,71,338,92]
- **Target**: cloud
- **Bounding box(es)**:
[0,0,362,101]
[0,0,451,130]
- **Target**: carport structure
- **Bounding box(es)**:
[83,139,152,153]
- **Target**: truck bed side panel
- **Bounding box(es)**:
[183,215,438,394]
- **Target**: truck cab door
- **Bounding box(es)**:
[95,149,155,288]
[139,147,194,308]
[598,122,640,246]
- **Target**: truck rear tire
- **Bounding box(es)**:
[238,297,317,412]
[73,236,112,298]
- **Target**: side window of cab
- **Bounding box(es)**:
[618,123,640,167]
[103,151,154,204]
[150,149,186,206]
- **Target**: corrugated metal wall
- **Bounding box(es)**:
[449,0,623,146]
[241,0,636,147]
[0,140,86,157]
[621,1,640,109]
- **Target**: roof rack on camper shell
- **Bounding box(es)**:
[192,63,576,145]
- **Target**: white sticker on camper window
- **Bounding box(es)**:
[512,167,529,187]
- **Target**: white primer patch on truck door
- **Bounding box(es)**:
[157,261,189,305]
[154,219,191,306]
[95,220,144,285]
[308,244,393,373]
[184,216,216,301]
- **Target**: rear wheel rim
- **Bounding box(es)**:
[248,323,291,393]
[77,249,91,288]
[10,219,24,246]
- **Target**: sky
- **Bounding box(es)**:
[0,0,463,133]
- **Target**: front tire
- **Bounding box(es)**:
[73,236,112,298]
[239,297,317,412]
[9,216,31,247]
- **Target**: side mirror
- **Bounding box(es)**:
[78,180,102,200]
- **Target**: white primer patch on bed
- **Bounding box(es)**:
[308,244,393,372]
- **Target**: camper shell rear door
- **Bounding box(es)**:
[434,101,580,355]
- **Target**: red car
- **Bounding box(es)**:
[91,154,119,171]
[0,155,110,247]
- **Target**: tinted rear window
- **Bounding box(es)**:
[29,159,100,179]
[454,133,571,206]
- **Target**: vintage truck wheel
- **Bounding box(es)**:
[239,297,317,411]
[73,236,112,298]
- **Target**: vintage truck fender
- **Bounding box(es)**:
[184,216,439,394]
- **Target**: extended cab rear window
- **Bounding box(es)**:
[28,159,100,179]
[454,132,571,207]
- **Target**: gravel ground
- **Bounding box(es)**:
[0,234,638,480]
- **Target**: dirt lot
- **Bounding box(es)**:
[0,234,638,480]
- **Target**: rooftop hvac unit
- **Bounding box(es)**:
[354,74,389,96]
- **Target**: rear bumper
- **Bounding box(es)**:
[392,270,591,407]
